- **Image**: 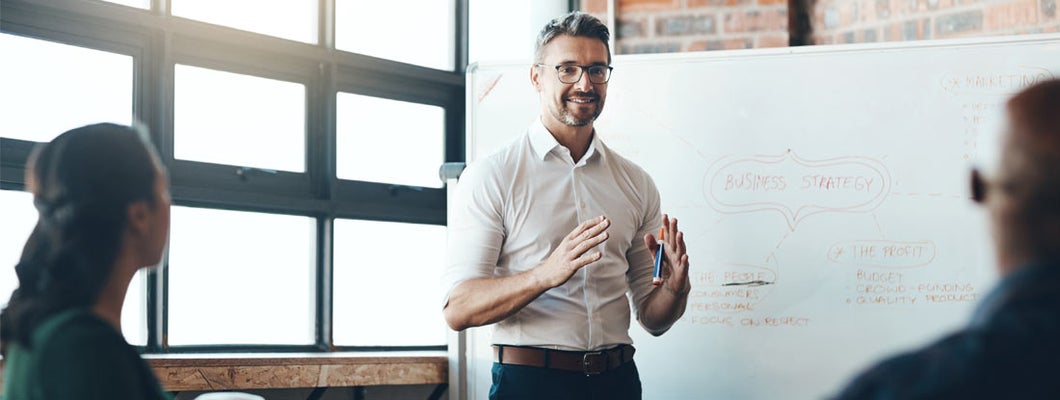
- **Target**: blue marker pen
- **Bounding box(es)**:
[653,227,664,286]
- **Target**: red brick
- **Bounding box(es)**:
[838,3,855,27]
[757,34,790,47]
[688,0,752,6]
[655,14,717,36]
[687,37,754,50]
[860,27,880,41]
[873,0,893,21]
[859,0,875,22]
[581,0,610,14]
[813,34,836,44]
[757,0,788,5]
[618,17,649,39]
[935,10,983,37]
[686,40,709,51]
[893,0,956,14]
[984,0,1039,30]
[884,21,904,40]
[723,7,788,32]
[619,0,680,12]
[618,41,683,54]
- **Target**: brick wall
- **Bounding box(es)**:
[812,0,1060,44]
[581,0,789,54]
[581,0,1060,53]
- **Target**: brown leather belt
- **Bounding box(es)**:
[493,344,635,376]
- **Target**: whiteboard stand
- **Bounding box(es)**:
[441,162,468,400]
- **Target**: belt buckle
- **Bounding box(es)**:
[582,351,606,376]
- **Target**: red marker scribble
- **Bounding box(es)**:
[477,74,503,105]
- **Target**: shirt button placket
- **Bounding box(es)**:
[572,169,585,222]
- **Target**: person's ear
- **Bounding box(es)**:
[126,201,151,236]
[530,64,542,92]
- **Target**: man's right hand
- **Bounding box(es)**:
[532,215,611,288]
[443,215,611,331]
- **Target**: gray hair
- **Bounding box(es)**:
[534,11,611,64]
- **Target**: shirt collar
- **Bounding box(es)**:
[528,117,603,164]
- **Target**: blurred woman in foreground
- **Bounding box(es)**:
[1,123,171,400]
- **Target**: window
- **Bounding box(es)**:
[122,270,149,345]
[336,0,455,70]
[100,0,150,9]
[167,206,316,345]
[332,219,447,347]
[2,0,463,353]
[171,0,318,44]
[0,33,132,142]
[468,0,535,64]
[336,93,445,188]
[174,65,307,172]
[0,190,36,308]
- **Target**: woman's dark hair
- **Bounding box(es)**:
[0,123,160,356]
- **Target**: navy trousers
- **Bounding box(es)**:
[488,361,643,400]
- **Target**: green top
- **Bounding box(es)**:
[1,308,170,400]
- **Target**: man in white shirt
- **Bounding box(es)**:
[443,11,691,400]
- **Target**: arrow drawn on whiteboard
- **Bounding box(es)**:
[764,230,792,262]
[774,230,792,250]
[872,214,886,238]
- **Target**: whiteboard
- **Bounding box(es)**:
[459,33,1060,400]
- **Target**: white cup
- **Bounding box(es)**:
[193,392,266,400]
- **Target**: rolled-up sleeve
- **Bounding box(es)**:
[442,158,506,306]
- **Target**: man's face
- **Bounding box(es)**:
[985,134,1033,271]
[531,35,610,128]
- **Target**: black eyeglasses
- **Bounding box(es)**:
[535,63,613,84]
[970,168,1016,203]
[971,168,987,203]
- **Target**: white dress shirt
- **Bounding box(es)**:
[443,118,662,351]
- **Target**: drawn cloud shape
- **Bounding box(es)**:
[703,151,891,230]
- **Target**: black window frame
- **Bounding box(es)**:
[0,0,469,354]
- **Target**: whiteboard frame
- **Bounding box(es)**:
[454,31,1060,400]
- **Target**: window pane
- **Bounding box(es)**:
[468,0,533,64]
[337,94,444,188]
[336,0,454,70]
[171,0,317,44]
[101,0,150,9]
[122,270,149,346]
[0,191,36,308]
[0,34,132,142]
[0,190,147,344]
[167,206,315,345]
[174,65,306,172]
[333,219,446,346]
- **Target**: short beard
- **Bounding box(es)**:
[561,112,594,127]
[556,101,603,127]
